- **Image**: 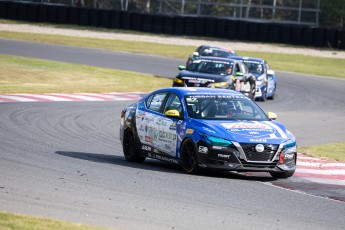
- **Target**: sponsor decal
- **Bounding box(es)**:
[198,146,208,154]
[148,153,178,164]
[212,146,227,150]
[218,154,231,159]
[223,122,276,139]
[142,145,152,151]
[202,127,216,134]
[186,129,194,134]
[224,123,270,129]
[156,131,176,140]
[169,122,177,130]
[182,76,215,83]
[284,153,295,160]
[250,138,267,142]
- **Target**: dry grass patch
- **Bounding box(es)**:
[299,142,345,162]
[0,54,171,94]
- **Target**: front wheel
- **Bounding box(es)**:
[269,170,295,179]
[180,139,199,174]
[122,129,146,163]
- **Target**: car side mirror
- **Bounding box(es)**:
[192,51,199,57]
[178,65,186,70]
[267,70,275,75]
[165,110,180,118]
[267,112,277,120]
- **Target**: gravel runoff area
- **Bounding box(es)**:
[1,22,345,59]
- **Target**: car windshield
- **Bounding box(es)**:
[186,60,233,75]
[185,94,268,121]
[201,48,236,58]
[244,62,264,74]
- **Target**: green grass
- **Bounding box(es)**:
[1,24,345,79]
[0,54,172,94]
[0,211,110,230]
[299,142,345,162]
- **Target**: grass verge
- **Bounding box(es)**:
[299,142,345,162]
[1,28,345,79]
[0,211,110,230]
[0,54,172,94]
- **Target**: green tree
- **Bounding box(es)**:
[320,0,345,30]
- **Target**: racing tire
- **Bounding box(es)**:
[261,88,267,102]
[269,170,295,179]
[267,84,276,100]
[123,129,146,163]
[180,139,199,174]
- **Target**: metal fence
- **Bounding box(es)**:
[9,0,321,26]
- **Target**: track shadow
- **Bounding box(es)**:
[55,150,277,182]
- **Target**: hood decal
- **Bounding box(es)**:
[220,121,286,143]
[263,121,287,139]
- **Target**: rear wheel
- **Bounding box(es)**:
[269,170,295,179]
[123,129,146,162]
[180,139,199,174]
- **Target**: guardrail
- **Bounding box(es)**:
[0,1,344,50]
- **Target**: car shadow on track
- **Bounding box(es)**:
[55,150,277,182]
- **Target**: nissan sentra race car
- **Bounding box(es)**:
[120,87,296,178]
[231,56,277,101]
[173,57,257,99]
[186,45,237,66]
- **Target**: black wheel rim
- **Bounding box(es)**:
[181,141,196,172]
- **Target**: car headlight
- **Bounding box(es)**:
[208,82,229,88]
[283,141,297,154]
[174,78,183,84]
[279,141,297,164]
[256,75,266,86]
[200,133,232,147]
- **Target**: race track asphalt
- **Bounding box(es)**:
[1,38,345,146]
[1,39,345,229]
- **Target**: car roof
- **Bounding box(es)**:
[200,45,236,53]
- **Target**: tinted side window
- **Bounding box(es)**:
[146,93,167,112]
[163,94,183,114]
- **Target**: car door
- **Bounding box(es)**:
[157,93,183,156]
[136,92,182,157]
[136,92,168,152]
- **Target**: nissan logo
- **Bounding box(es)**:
[255,144,265,152]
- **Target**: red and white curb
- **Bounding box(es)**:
[295,153,345,185]
[0,92,147,103]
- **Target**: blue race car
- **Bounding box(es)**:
[120,87,296,178]
[266,69,277,99]
[230,56,277,101]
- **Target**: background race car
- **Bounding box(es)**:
[173,57,256,99]
[186,45,237,66]
[231,56,277,101]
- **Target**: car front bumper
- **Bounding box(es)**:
[196,140,296,173]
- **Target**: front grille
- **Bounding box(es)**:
[240,144,278,162]
[240,160,278,169]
